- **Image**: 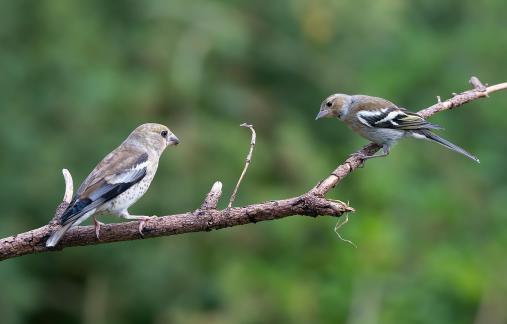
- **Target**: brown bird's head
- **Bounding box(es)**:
[316,94,352,121]
[127,123,180,155]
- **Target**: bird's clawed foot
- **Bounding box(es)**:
[93,216,106,240]
[349,146,389,167]
[138,216,157,237]
[348,152,369,168]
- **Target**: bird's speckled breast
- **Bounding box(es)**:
[98,161,159,215]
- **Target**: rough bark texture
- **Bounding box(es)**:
[0,195,352,260]
[1,77,506,261]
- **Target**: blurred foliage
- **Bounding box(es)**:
[1,0,507,323]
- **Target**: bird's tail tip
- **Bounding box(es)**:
[417,130,480,164]
[45,223,72,247]
[45,237,58,248]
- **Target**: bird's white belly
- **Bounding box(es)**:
[354,127,406,146]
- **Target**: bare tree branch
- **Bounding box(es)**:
[0,195,352,261]
[1,77,506,261]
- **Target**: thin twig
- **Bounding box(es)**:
[228,123,256,208]
[334,214,357,248]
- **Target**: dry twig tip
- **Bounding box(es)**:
[228,123,256,208]
[201,181,223,210]
[62,168,73,204]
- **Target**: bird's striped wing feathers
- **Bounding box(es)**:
[356,107,442,130]
[87,157,148,201]
[60,151,149,225]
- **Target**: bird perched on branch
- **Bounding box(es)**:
[315,94,479,163]
[46,123,180,247]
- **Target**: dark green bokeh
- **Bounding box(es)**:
[1,1,506,323]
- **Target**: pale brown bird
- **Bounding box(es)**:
[316,94,479,163]
[46,123,180,247]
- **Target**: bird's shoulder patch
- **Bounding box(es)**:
[106,153,149,184]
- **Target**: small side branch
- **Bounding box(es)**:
[418,77,507,118]
[228,123,256,208]
[62,169,73,203]
[201,181,223,210]
[469,76,488,93]
[50,169,74,225]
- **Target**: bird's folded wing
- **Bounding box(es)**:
[356,107,442,130]
[60,151,149,225]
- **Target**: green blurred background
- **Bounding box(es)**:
[1,0,507,323]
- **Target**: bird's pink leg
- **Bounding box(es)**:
[137,216,157,237]
[119,212,157,237]
[350,144,390,167]
[93,216,106,240]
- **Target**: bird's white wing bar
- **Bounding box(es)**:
[375,110,406,126]
[356,109,391,127]
[357,114,373,127]
[107,160,149,185]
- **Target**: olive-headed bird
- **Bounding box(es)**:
[46,123,180,247]
[316,94,479,163]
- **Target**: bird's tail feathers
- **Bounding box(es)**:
[424,122,444,130]
[416,130,480,163]
[46,222,73,247]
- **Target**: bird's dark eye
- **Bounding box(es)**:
[161,130,168,138]
[326,101,332,107]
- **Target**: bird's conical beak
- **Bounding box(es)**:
[169,134,180,146]
[315,110,328,120]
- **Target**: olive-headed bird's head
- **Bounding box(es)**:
[316,94,352,121]
[126,123,180,155]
